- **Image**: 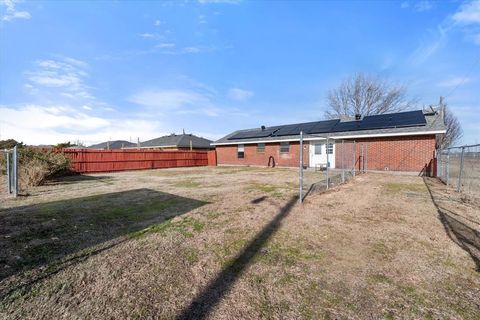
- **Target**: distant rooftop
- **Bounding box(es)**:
[138,133,213,149]
[88,140,136,150]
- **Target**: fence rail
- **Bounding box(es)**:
[437,143,480,197]
[57,149,216,173]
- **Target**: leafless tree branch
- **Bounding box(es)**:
[325,73,416,120]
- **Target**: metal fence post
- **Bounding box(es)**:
[353,141,356,177]
[438,151,442,181]
[446,149,450,187]
[341,140,345,183]
[12,146,18,197]
[6,151,11,194]
[361,144,365,173]
[299,131,303,203]
[457,146,465,192]
[365,143,368,172]
[326,137,329,189]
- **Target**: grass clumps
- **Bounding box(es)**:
[172,180,202,188]
[385,182,426,193]
[129,215,205,239]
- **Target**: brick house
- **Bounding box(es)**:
[212,109,446,175]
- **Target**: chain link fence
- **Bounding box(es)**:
[300,139,367,201]
[437,144,480,197]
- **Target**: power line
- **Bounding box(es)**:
[444,53,480,99]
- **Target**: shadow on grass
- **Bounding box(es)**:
[0,188,207,297]
[47,174,114,185]
[424,178,480,272]
[177,195,298,320]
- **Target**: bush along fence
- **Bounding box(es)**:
[437,143,480,197]
[57,149,217,173]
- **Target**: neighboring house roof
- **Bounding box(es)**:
[88,140,136,149]
[212,109,447,146]
[137,134,213,149]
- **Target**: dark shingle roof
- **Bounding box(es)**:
[88,140,136,149]
[213,109,446,145]
[140,134,213,149]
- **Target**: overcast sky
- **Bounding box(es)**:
[1,0,479,146]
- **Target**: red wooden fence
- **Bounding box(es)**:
[58,149,217,173]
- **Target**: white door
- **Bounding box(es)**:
[309,142,335,168]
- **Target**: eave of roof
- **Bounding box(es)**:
[212,111,446,146]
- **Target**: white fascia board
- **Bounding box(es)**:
[211,137,326,146]
[212,130,446,146]
[328,130,446,140]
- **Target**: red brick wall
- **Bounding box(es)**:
[216,135,437,175]
[216,142,309,167]
[335,135,437,175]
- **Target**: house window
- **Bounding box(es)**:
[280,142,289,153]
[314,144,322,155]
[257,143,265,153]
[327,143,334,154]
[237,144,244,159]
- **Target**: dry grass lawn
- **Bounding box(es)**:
[0,166,479,319]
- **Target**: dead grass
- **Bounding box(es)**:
[0,167,479,319]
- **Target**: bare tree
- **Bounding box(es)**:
[439,106,462,148]
[325,73,416,120]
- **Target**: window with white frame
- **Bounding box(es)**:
[314,144,322,155]
[257,143,265,153]
[237,144,244,159]
[327,143,333,154]
[280,142,290,153]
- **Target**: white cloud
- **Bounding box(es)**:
[414,1,433,12]
[139,33,155,38]
[227,88,254,101]
[437,76,472,87]
[183,46,201,53]
[0,104,163,145]
[25,57,94,101]
[452,0,480,46]
[155,42,175,48]
[400,1,409,9]
[199,14,207,24]
[453,0,480,24]
[129,89,212,111]
[128,85,247,117]
[154,19,162,26]
[1,0,31,22]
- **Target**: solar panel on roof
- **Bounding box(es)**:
[307,120,340,134]
[359,110,426,130]
[228,127,280,140]
[227,110,427,140]
[330,110,426,133]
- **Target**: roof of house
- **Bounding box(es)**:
[88,140,136,149]
[139,133,213,149]
[213,109,446,145]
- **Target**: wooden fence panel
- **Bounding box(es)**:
[57,149,212,173]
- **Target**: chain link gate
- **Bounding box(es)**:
[299,135,368,202]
